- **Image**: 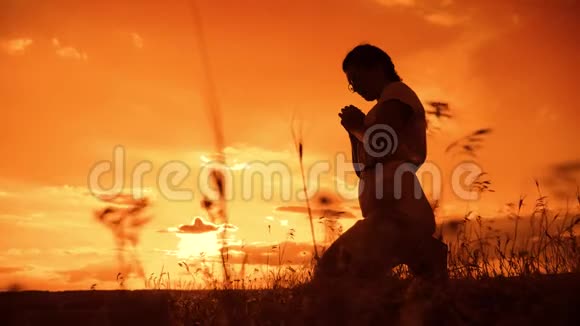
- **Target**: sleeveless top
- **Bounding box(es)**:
[354,81,435,235]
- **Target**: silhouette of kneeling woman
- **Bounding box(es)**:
[313,44,448,282]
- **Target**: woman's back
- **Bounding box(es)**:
[355,81,435,236]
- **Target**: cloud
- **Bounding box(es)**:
[374,0,467,27]
[56,261,122,283]
[275,206,356,219]
[1,38,33,55]
[0,272,68,291]
[175,217,218,234]
[52,38,88,61]
[0,185,148,234]
[0,185,105,219]
[274,188,358,219]
[537,160,580,200]
[0,266,29,274]
[551,160,580,175]
[0,247,106,259]
[375,0,416,7]
[55,247,106,257]
[424,12,466,26]
[131,32,144,49]
[222,240,321,266]
[1,248,42,256]
[0,262,98,291]
[0,248,122,291]
[159,216,238,234]
[222,145,295,164]
[56,46,88,61]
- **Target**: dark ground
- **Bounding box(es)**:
[1,273,579,325]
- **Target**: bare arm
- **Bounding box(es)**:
[348,133,363,178]
[348,99,413,143]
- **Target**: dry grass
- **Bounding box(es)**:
[130,185,580,325]
[441,183,580,279]
[145,187,579,289]
[152,102,579,323]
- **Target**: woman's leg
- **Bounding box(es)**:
[312,218,401,282]
[312,219,368,280]
[402,236,448,281]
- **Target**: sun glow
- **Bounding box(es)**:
[175,232,221,260]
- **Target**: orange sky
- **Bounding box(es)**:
[0,0,579,290]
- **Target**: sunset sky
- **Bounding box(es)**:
[1,0,578,290]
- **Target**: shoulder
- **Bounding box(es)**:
[374,99,414,123]
[379,82,425,115]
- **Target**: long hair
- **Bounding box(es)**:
[342,44,402,82]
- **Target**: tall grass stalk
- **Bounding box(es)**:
[187,0,231,286]
[291,116,319,261]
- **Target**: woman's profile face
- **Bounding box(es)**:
[345,66,385,101]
